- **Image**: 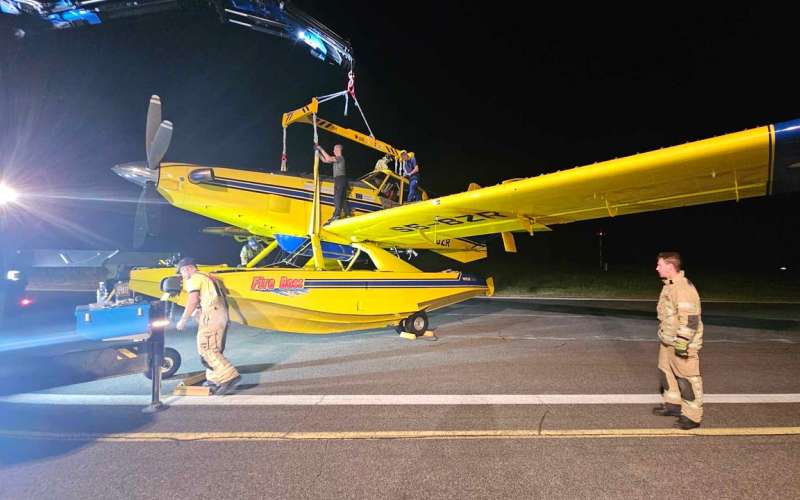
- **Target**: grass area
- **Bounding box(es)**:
[466,261,800,302]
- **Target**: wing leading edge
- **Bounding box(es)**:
[325,119,800,248]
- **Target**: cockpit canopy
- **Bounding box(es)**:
[358,169,428,208]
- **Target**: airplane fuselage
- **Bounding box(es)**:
[131,265,492,334]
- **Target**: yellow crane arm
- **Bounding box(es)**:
[282,98,406,159]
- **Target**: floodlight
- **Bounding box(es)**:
[0,183,18,205]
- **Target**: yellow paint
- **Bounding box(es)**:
[283,98,405,159]
[130,266,489,334]
[116,349,137,359]
[245,240,278,268]
[172,386,211,397]
[131,105,784,336]
[331,125,775,247]
[153,164,476,256]
[501,232,517,253]
[178,373,207,386]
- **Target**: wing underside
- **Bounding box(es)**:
[325,120,800,248]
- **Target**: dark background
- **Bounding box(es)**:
[1,3,798,274]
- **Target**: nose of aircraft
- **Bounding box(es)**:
[111,162,158,188]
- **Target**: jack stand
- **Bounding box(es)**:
[173,372,212,396]
[143,303,168,413]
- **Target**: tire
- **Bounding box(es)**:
[395,319,406,334]
[404,311,429,335]
[144,347,182,379]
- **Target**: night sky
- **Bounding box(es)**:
[1,3,799,272]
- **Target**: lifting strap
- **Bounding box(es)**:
[280,126,288,172]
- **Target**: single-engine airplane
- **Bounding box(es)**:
[114,95,800,334]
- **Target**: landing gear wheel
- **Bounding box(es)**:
[144,347,182,379]
[404,312,428,336]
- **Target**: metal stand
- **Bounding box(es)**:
[142,301,167,413]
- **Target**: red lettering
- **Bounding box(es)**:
[251,277,266,290]
[279,277,305,289]
[251,277,276,291]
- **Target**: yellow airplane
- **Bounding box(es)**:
[114,95,800,334]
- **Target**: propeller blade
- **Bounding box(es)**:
[133,187,150,249]
[145,183,163,237]
[132,181,163,249]
[145,95,161,166]
[146,120,173,170]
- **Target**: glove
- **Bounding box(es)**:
[674,338,689,358]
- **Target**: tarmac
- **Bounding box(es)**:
[1,292,798,498]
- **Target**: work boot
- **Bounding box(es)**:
[652,403,681,417]
[212,375,241,396]
[674,415,701,430]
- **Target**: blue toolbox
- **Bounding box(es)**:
[75,302,151,340]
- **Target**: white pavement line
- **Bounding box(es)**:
[4,427,800,442]
[3,393,800,406]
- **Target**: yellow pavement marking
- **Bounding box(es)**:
[1,427,799,442]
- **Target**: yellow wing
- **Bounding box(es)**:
[325,120,800,247]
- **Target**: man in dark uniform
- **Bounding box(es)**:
[316,143,351,224]
[401,150,421,202]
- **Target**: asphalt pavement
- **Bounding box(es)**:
[1,294,798,499]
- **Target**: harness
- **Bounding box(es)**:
[194,271,229,310]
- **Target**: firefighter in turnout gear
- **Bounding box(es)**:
[653,252,704,429]
[175,257,241,395]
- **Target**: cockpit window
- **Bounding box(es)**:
[359,172,387,189]
[380,178,401,207]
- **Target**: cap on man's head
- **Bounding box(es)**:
[176,257,196,271]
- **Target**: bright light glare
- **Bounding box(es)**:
[6,270,20,281]
[150,319,170,328]
[20,298,33,307]
[779,266,788,271]
[0,183,19,205]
